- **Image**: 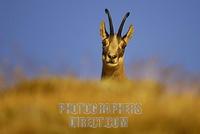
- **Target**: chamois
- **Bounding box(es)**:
[100,9,134,80]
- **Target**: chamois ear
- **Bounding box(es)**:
[100,21,108,40]
[122,24,134,45]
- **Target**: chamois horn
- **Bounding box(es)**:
[117,12,130,37]
[105,9,114,35]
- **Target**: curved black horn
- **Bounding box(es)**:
[117,12,130,37]
[105,9,114,35]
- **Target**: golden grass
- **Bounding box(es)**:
[0,77,200,134]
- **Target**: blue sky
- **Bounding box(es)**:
[0,0,200,79]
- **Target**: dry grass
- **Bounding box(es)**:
[0,77,200,134]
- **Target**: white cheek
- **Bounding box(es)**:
[102,55,105,60]
[118,57,124,63]
[106,56,110,62]
[113,58,118,63]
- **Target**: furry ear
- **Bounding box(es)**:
[100,21,108,40]
[123,25,134,45]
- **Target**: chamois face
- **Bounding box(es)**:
[102,35,126,67]
[100,9,134,67]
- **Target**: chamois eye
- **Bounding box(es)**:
[120,40,126,49]
[122,45,126,49]
[102,39,109,46]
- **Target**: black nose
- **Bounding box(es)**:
[108,53,117,59]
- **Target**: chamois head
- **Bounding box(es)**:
[100,9,134,68]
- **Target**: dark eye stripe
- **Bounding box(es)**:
[102,46,108,55]
[102,41,106,46]
[118,48,125,57]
